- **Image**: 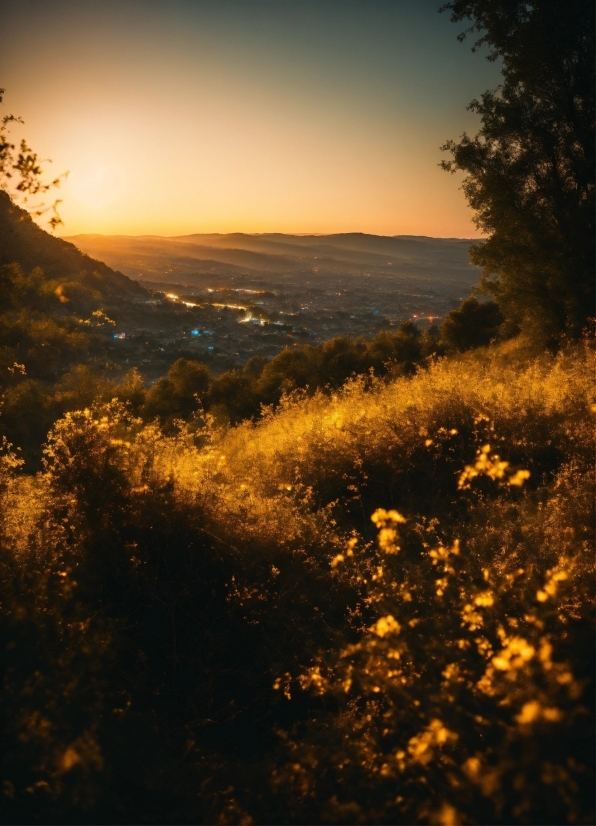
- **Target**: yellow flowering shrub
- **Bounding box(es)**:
[1,340,593,823]
[277,458,594,824]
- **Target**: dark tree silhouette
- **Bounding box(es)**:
[441,0,595,344]
[440,296,503,351]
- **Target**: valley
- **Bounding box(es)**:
[66,231,481,375]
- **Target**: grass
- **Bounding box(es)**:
[1,337,594,823]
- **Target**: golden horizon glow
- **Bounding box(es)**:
[1,1,501,239]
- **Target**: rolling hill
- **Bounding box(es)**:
[63,230,481,290]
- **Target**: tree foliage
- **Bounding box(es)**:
[441,296,503,351]
[441,0,595,343]
[0,89,66,229]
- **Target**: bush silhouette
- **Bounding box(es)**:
[440,296,504,352]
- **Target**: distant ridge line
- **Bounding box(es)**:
[64,231,481,243]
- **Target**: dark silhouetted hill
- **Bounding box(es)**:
[0,191,145,298]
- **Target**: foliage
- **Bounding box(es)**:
[0,88,66,229]
[277,463,594,824]
[440,296,503,351]
[1,340,593,823]
[441,0,595,344]
[143,358,211,424]
[0,248,140,464]
[0,310,441,464]
[208,322,431,426]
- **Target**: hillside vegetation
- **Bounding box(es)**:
[1,1,594,818]
[0,192,143,296]
[2,338,593,823]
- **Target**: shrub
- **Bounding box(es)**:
[1,341,593,823]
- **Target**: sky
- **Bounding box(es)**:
[0,0,502,238]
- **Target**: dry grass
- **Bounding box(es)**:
[1,339,593,823]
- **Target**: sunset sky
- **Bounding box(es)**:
[0,0,501,238]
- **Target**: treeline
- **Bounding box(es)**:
[139,291,502,429]
[0,256,505,464]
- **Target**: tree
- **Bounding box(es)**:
[440,296,503,351]
[0,88,66,229]
[366,322,423,373]
[142,358,210,424]
[210,368,258,424]
[441,0,594,344]
[317,336,365,388]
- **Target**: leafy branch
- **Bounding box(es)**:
[0,88,68,230]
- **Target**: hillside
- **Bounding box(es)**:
[1,195,593,826]
[0,191,145,299]
[2,339,593,824]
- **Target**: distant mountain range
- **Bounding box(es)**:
[63,231,481,287]
[0,187,480,299]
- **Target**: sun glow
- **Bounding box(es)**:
[68,162,127,211]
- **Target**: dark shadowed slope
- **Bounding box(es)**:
[0,192,145,298]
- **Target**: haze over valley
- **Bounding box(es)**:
[66,231,480,374]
